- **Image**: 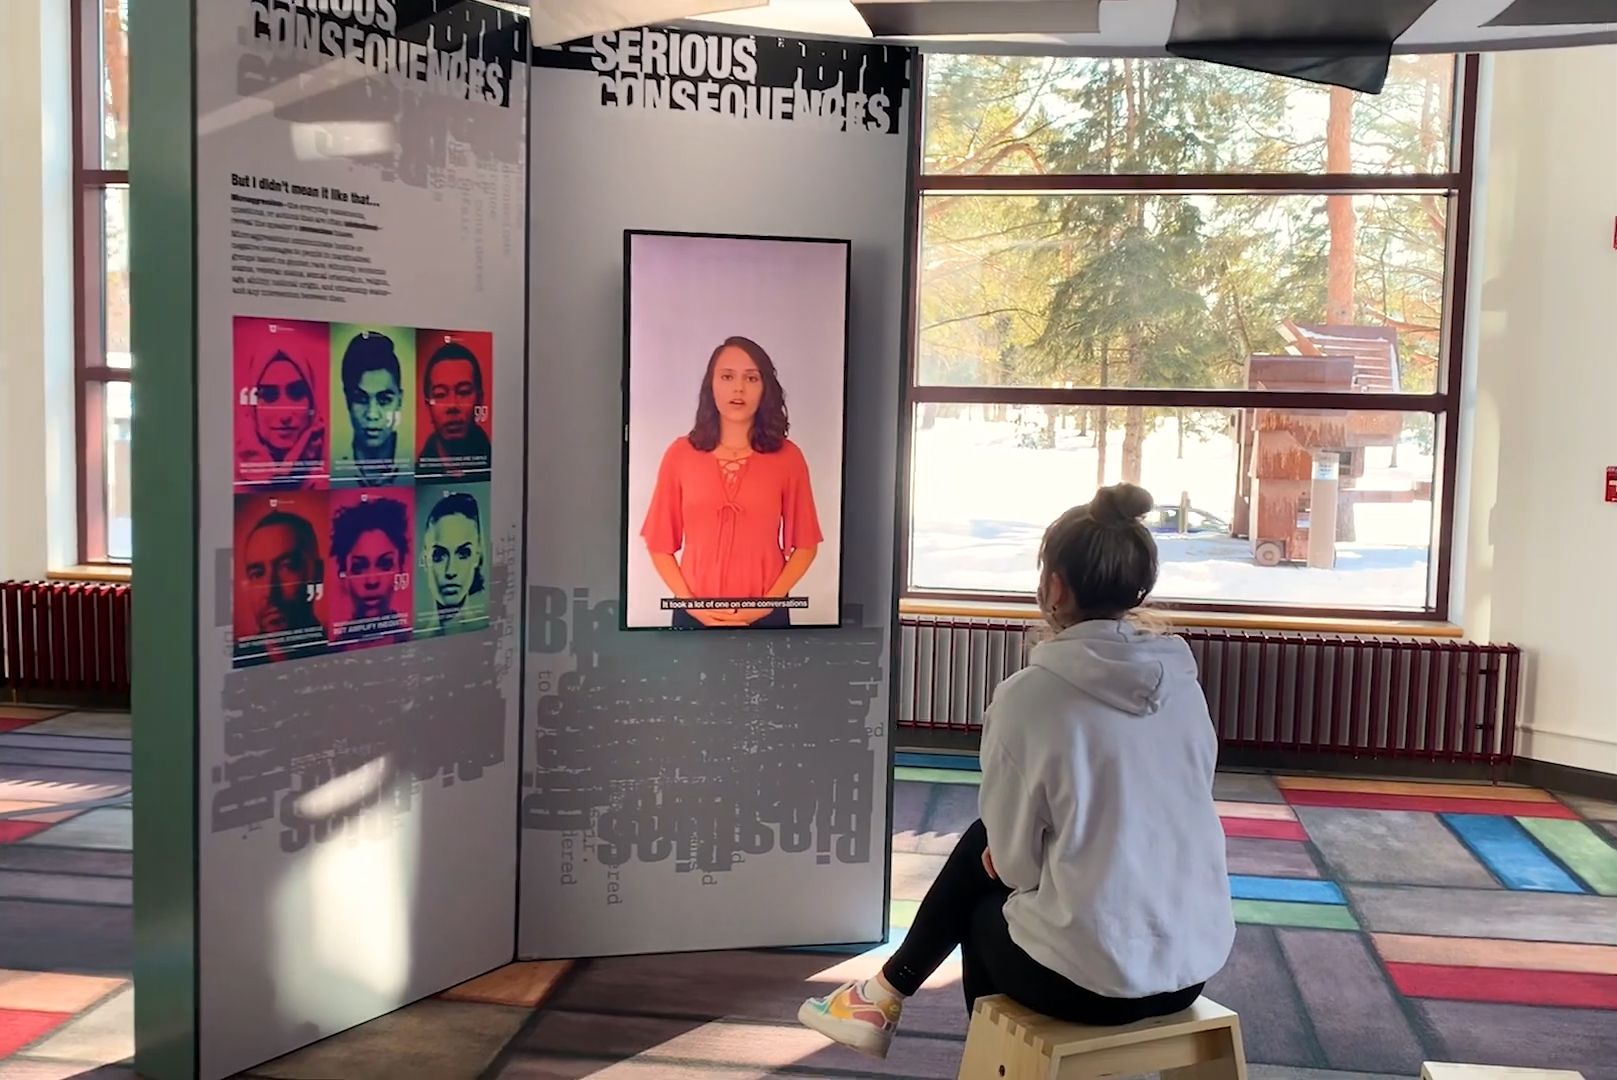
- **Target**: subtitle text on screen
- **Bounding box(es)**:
[660,597,810,611]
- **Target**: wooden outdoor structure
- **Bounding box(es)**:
[957,994,1249,1079]
[1237,323,1404,566]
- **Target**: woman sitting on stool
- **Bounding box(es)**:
[799,483,1235,1059]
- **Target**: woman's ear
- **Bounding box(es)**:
[1038,570,1069,628]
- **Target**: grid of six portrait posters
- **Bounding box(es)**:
[232,320,495,667]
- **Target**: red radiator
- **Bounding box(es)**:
[899,616,1521,764]
[0,581,131,701]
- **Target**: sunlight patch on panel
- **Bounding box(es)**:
[692,0,874,39]
[272,769,422,1011]
[291,122,397,161]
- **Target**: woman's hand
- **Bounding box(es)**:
[269,422,325,485]
[982,846,997,881]
[297,422,325,466]
[765,546,819,601]
[649,554,697,614]
[705,607,771,627]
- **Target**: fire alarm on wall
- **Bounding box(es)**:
[1607,466,1617,503]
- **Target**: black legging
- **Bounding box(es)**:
[882,820,1204,1023]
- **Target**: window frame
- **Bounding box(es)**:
[899,53,1480,622]
[71,0,131,565]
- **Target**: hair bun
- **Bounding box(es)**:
[1091,483,1154,525]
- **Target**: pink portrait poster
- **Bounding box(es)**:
[327,487,415,650]
[234,316,331,491]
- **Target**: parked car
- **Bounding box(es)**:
[1144,504,1229,535]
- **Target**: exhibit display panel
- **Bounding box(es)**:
[623,230,850,631]
[191,2,530,1075]
[521,28,914,957]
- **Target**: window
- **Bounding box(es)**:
[905,55,1477,618]
[73,0,131,563]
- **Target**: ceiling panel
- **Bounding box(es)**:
[500,0,1617,86]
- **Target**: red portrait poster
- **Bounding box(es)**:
[233,317,330,491]
[232,490,331,668]
[415,328,494,482]
[327,487,416,650]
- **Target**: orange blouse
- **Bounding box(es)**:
[642,436,823,601]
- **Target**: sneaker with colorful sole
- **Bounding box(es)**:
[797,979,902,1059]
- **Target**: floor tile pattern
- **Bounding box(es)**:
[0,711,132,1079]
[2,705,1616,1078]
[500,768,1617,1079]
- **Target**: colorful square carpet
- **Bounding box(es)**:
[0,710,133,1079]
[3,709,1615,1079]
[499,766,1617,1079]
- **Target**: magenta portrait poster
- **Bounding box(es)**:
[327,487,415,649]
[233,317,331,491]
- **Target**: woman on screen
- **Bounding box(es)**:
[641,336,822,629]
[238,350,324,489]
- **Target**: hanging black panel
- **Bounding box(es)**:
[1166,0,1442,93]
[1487,0,1617,27]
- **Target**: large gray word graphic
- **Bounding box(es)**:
[523,586,883,875]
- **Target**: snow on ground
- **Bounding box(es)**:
[910,412,1434,610]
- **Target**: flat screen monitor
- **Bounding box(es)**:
[621,229,850,631]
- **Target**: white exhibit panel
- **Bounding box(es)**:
[192,2,529,1075]
[521,26,913,957]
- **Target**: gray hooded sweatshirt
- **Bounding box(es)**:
[978,619,1235,998]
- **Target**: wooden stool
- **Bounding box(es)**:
[957,994,1248,1079]
[1422,1065,1585,1079]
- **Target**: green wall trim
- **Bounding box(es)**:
[130,0,198,1075]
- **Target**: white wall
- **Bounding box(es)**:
[0,0,75,578]
[1464,45,1617,775]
